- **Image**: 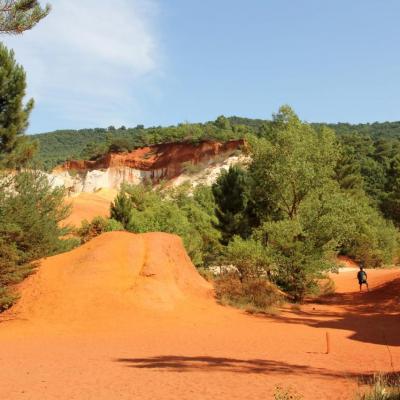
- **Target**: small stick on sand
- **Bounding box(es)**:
[326,332,331,354]
[382,330,395,372]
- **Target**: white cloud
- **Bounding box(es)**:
[3,0,161,130]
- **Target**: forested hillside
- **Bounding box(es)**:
[32,117,245,170]
[33,117,400,170]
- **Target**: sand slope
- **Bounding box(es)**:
[0,234,399,400]
[63,189,117,227]
[5,232,212,326]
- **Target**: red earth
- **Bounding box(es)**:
[55,140,245,183]
[62,189,117,227]
[0,231,399,400]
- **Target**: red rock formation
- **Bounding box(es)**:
[55,139,245,182]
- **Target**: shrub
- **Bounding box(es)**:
[225,236,272,281]
[318,277,336,297]
[197,267,215,282]
[0,287,18,312]
[214,272,283,313]
[78,217,123,243]
[181,161,203,175]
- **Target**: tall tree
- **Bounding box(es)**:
[0,0,50,34]
[0,42,35,167]
[249,105,339,221]
[212,166,254,244]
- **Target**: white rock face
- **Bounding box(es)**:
[47,155,249,195]
[171,155,250,188]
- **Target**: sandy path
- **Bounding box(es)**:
[0,234,399,400]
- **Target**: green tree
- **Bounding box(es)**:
[212,166,254,244]
[0,170,76,310]
[249,106,338,221]
[334,139,364,194]
[225,236,272,281]
[381,156,400,227]
[110,191,133,229]
[244,106,398,300]
[80,141,108,160]
[0,42,35,167]
[0,0,50,34]
[214,115,231,130]
[111,184,221,267]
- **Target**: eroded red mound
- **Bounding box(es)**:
[6,232,212,325]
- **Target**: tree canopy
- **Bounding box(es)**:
[0,0,50,34]
[0,42,36,167]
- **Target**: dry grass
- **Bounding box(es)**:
[274,385,303,400]
[358,374,400,400]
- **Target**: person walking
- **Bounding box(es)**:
[357,265,369,292]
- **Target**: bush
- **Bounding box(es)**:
[0,287,18,312]
[78,217,123,243]
[225,236,272,280]
[214,272,283,313]
[358,374,400,400]
[181,161,203,175]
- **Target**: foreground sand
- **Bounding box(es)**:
[0,232,399,400]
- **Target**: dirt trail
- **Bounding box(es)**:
[0,232,399,400]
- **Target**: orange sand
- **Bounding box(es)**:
[63,189,117,227]
[0,232,399,400]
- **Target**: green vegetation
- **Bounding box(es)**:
[2,99,396,307]
[0,0,50,34]
[110,184,221,267]
[107,106,400,303]
[0,22,76,311]
[77,217,123,244]
[32,120,247,170]
[0,42,36,168]
[212,166,255,244]
[0,171,77,311]
[32,113,400,233]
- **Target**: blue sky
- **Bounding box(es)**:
[3,0,400,133]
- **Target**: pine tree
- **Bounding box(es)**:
[110,192,133,228]
[0,0,50,34]
[0,42,35,167]
[212,166,253,244]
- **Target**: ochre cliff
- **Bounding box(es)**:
[49,140,245,194]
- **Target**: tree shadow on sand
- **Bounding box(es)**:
[116,355,350,378]
[263,277,400,347]
[115,355,400,384]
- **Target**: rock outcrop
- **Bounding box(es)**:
[49,139,245,194]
